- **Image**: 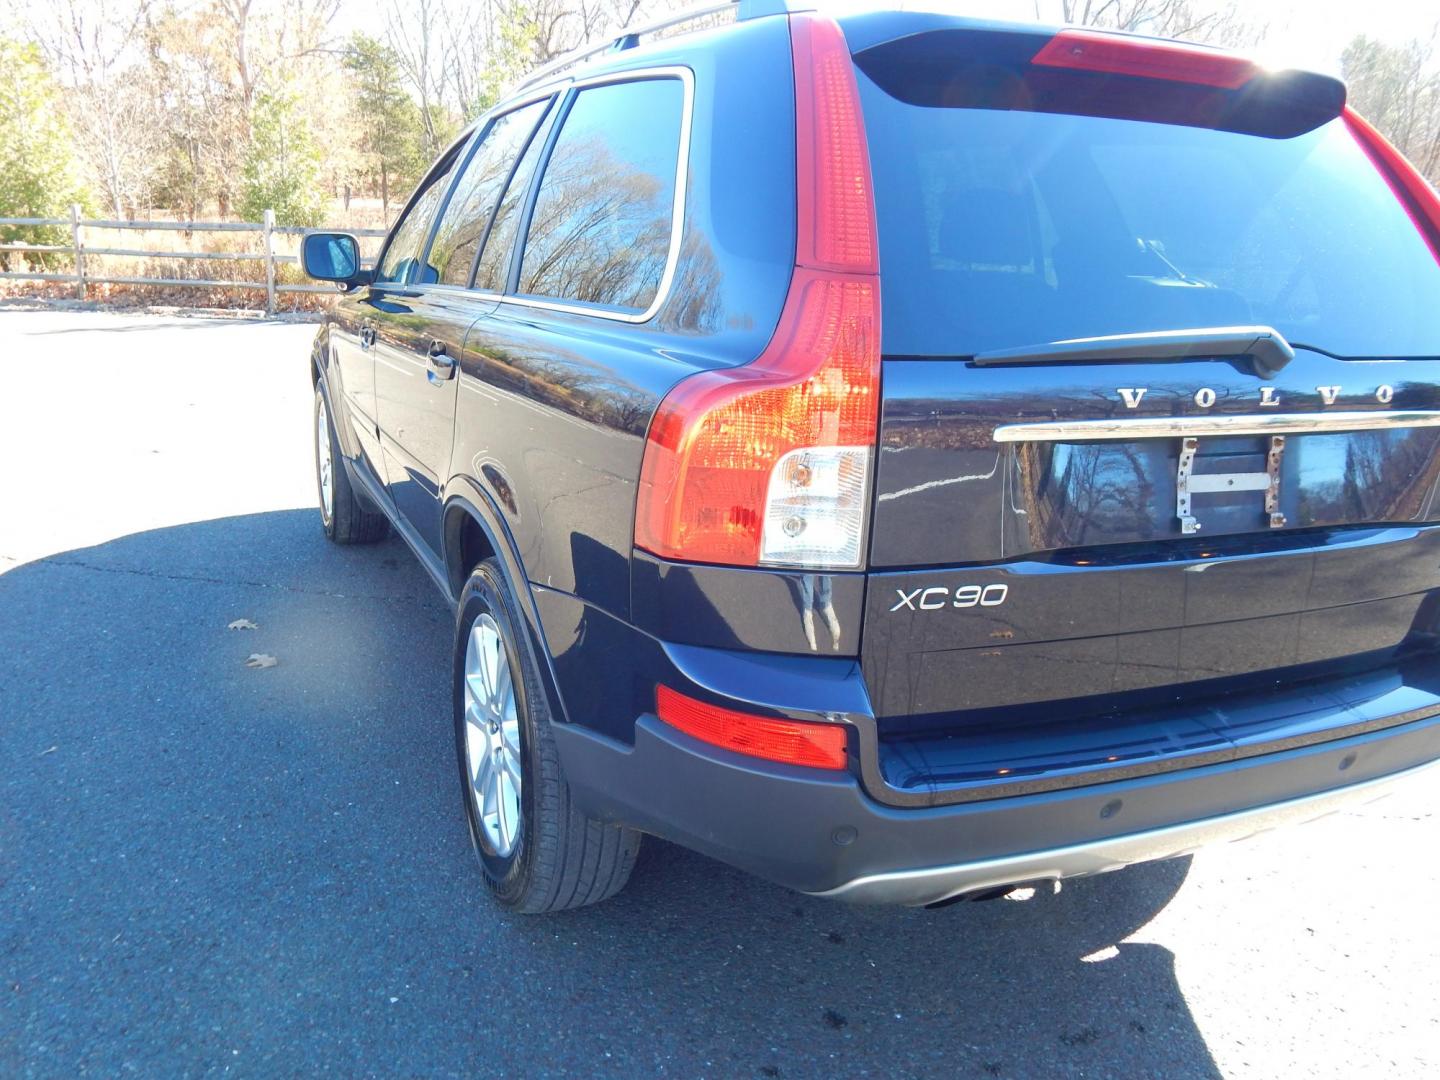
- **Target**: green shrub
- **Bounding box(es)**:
[0,39,90,269]
[238,92,325,227]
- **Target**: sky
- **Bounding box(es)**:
[8,0,1437,79]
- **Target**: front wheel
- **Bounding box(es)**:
[454,558,640,912]
[314,383,387,544]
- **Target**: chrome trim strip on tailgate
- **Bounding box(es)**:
[812,757,1440,906]
[993,410,1440,443]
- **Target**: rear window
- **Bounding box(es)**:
[855,65,1440,359]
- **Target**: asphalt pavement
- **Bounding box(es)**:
[1,308,1437,1078]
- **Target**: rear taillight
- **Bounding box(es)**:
[656,685,849,770]
[1345,107,1440,265]
[634,13,880,569]
[1031,28,1259,89]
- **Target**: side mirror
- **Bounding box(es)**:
[301,232,370,290]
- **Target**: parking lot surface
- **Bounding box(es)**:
[1,309,1437,1078]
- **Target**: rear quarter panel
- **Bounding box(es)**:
[449,17,798,623]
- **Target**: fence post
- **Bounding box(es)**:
[262,208,276,316]
[69,203,85,300]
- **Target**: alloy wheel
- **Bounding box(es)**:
[462,613,523,857]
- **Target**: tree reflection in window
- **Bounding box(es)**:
[474,105,557,294]
[427,98,550,287]
[376,154,456,285]
[518,78,684,313]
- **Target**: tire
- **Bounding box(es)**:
[453,558,640,912]
[314,383,388,544]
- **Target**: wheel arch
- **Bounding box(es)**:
[443,478,572,726]
[309,323,329,386]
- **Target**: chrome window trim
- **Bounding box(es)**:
[492,65,696,325]
[992,410,1440,443]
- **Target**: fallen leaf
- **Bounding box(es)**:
[228,619,259,631]
[245,653,278,669]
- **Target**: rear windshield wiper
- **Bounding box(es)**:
[970,326,1294,379]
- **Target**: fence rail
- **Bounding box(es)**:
[0,205,387,313]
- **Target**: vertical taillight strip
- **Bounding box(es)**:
[634,13,882,568]
[791,13,880,273]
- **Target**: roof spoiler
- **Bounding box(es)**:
[854,25,1346,138]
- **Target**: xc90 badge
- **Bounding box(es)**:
[890,584,1009,612]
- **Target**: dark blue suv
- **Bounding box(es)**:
[301,1,1440,911]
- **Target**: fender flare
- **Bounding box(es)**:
[442,476,572,726]
[308,322,329,385]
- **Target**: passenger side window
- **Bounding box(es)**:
[473,106,560,293]
[424,99,551,288]
[374,154,459,285]
[516,78,685,312]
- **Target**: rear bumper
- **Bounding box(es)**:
[816,757,1438,904]
[554,708,1440,906]
[534,581,1440,905]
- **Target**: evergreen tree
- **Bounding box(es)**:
[239,91,326,227]
[344,34,425,217]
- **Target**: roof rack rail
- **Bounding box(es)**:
[512,0,799,95]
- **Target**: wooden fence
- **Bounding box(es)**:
[0,205,386,315]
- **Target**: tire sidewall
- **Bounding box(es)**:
[453,562,539,900]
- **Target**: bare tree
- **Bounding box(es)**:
[29,0,165,218]
[1036,0,1263,48]
[386,0,453,157]
[429,0,681,122]
[213,0,339,112]
[1344,27,1440,183]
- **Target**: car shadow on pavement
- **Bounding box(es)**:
[0,510,1219,1078]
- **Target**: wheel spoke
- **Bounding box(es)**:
[468,628,492,702]
[486,632,503,709]
[501,716,521,760]
[494,657,513,716]
[476,762,492,809]
[483,750,502,817]
[465,710,487,782]
[464,669,489,713]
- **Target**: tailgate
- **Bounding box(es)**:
[849,20,1440,750]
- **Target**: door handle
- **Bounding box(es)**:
[426,339,457,382]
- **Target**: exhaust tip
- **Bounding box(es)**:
[924,878,1061,908]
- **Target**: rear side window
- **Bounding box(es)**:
[473,105,559,293]
[517,77,685,313]
[425,99,550,287]
[375,155,458,285]
[855,55,1440,359]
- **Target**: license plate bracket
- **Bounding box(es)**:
[1176,434,1287,534]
